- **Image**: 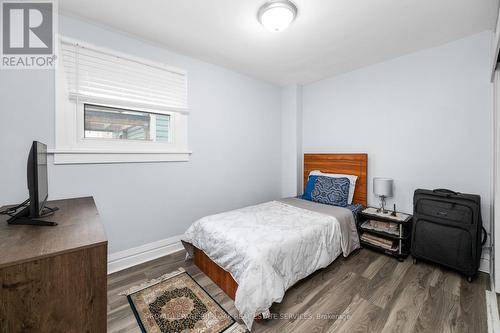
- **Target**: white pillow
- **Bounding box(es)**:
[309,170,358,204]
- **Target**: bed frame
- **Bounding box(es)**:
[192,153,368,300]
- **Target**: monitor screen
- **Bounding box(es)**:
[36,141,48,213]
[27,141,48,217]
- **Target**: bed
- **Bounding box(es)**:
[182,153,367,330]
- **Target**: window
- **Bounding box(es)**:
[54,37,190,164]
[84,104,171,142]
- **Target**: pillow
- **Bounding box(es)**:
[302,175,318,201]
[311,176,350,207]
[309,170,357,204]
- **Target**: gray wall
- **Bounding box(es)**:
[303,32,493,238]
[280,85,303,197]
[0,16,282,254]
[1,16,493,258]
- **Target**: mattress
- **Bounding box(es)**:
[182,197,360,330]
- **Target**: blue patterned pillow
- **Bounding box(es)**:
[302,175,318,201]
[311,176,350,207]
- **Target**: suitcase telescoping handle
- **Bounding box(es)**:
[433,188,460,196]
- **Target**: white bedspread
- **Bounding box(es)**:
[182,199,359,331]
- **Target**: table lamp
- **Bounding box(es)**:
[373,178,393,214]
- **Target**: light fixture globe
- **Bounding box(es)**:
[258,0,298,32]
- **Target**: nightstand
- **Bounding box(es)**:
[357,207,413,261]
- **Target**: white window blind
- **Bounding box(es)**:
[60,39,188,114]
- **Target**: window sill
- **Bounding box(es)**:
[49,149,192,164]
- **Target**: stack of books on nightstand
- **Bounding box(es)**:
[360,233,398,251]
[360,220,399,235]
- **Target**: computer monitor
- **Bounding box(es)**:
[27,141,48,217]
[7,141,58,226]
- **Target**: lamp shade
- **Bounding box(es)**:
[373,178,393,197]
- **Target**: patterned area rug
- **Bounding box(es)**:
[120,268,246,333]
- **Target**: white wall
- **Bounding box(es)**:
[494,70,500,290]
[303,32,493,241]
[0,15,282,254]
[1,14,493,272]
[281,85,303,197]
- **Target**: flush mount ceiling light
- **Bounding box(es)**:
[258,0,298,32]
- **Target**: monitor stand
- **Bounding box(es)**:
[7,206,59,226]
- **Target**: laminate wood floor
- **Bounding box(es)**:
[108,249,489,333]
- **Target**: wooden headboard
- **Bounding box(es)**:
[304,154,368,206]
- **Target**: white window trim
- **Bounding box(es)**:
[53,36,191,164]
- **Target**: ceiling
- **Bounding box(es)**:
[60,0,499,86]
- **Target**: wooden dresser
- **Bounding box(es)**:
[0,196,108,333]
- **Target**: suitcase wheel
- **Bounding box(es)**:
[467,276,473,283]
[413,258,418,265]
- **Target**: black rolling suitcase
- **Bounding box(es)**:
[411,189,486,281]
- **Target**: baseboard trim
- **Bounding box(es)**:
[480,258,490,274]
[480,249,491,274]
[108,235,184,274]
